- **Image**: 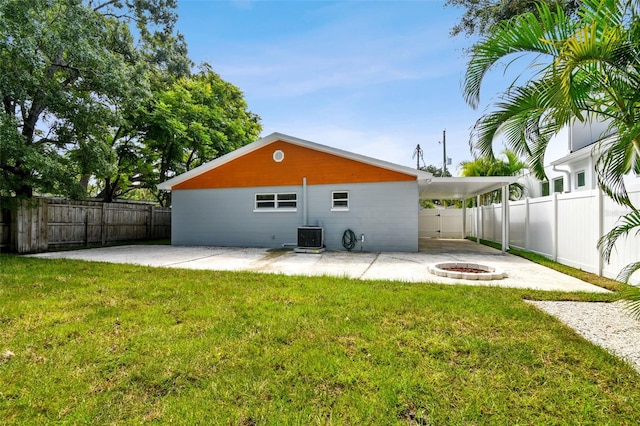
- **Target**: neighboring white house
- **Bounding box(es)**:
[522,119,615,197]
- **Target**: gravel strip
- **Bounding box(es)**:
[527,300,640,373]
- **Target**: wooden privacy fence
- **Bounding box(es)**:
[0,198,171,253]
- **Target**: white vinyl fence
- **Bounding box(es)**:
[471,184,640,285]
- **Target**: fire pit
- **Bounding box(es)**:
[428,262,507,280]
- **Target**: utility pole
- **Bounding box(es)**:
[412,144,424,170]
[442,129,447,177]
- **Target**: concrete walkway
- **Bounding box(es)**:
[29,239,609,293]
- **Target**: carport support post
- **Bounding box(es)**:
[597,186,604,277]
[476,195,481,244]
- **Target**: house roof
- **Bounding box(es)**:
[419,176,519,200]
[158,132,432,190]
[550,135,615,167]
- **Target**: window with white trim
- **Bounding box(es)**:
[254,192,297,211]
[553,177,564,193]
[576,170,586,188]
[541,181,550,196]
[331,191,349,211]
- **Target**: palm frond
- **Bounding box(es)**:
[621,281,640,320]
[598,208,640,263]
[471,78,571,180]
[463,3,576,109]
[579,0,626,28]
[596,136,636,207]
[618,262,640,285]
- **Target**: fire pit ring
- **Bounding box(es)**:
[427,262,507,280]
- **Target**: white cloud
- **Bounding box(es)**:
[212,6,468,99]
[180,1,482,173]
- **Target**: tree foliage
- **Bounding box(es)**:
[420,164,452,177]
[1,0,140,197]
[460,150,526,203]
[140,67,262,206]
[0,0,260,204]
[445,0,580,37]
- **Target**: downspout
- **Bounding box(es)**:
[552,165,572,193]
[302,176,308,226]
[476,195,481,245]
[568,122,574,152]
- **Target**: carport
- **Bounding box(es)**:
[418,176,519,253]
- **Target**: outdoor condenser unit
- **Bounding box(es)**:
[296,226,325,252]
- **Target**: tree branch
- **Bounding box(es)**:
[92,0,120,12]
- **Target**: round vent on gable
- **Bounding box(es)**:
[273,149,285,162]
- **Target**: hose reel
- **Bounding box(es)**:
[342,229,357,251]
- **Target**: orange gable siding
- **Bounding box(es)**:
[174,141,416,190]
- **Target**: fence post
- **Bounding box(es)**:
[481,204,485,241]
[35,198,47,252]
[524,197,530,250]
[461,199,466,239]
[491,204,496,242]
[597,188,604,277]
[84,208,89,247]
[148,205,155,239]
[552,193,558,261]
[14,199,24,253]
[501,186,509,254]
[101,203,107,245]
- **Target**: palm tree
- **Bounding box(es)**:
[464,0,640,204]
[463,0,640,302]
[460,149,526,204]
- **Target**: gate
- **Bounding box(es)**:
[418,208,464,239]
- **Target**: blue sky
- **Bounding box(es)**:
[175,0,500,174]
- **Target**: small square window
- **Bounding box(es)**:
[331,191,349,211]
[541,181,550,196]
[553,177,564,193]
[576,171,586,188]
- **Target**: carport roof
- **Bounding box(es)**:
[419,176,519,200]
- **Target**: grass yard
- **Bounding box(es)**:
[1,255,639,424]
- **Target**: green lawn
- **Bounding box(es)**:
[1,255,638,424]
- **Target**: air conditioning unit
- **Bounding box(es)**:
[295,226,325,253]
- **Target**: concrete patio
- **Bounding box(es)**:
[29,239,609,293]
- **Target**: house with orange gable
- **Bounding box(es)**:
[159,133,517,252]
[158,133,432,251]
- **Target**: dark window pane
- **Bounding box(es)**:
[553,178,564,193]
[541,182,550,196]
